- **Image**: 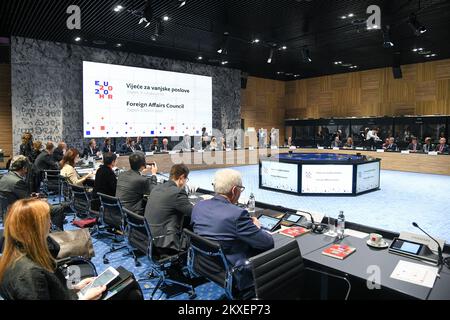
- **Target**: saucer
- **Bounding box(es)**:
[366,239,389,249]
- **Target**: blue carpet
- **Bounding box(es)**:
[188,166,450,244]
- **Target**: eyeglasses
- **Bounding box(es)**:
[236,185,245,192]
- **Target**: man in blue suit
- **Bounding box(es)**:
[191,169,274,291]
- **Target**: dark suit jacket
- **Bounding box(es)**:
[83,146,99,158]
[115,170,157,215]
[435,144,449,153]
[102,144,116,153]
[150,144,159,152]
[160,144,172,152]
[52,147,64,163]
[94,165,117,197]
[33,151,59,173]
[191,195,274,267]
[120,144,134,154]
[135,143,145,152]
[0,171,29,206]
[423,143,434,153]
[19,142,33,160]
[0,256,76,300]
[144,180,193,252]
[407,143,422,152]
[386,143,398,151]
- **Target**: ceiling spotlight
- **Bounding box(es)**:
[348,13,354,17]
[349,65,358,69]
[221,60,228,65]
[74,37,81,42]
[382,25,394,48]
[277,71,284,75]
[197,55,203,60]
[163,15,169,21]
[113,5,124,12]
[412,48,423,52]
[252,38,260,44]
[267,48,274,64]
[143,0,153,22]
[341,16,347,19]
[408,14,427,36]
[334,61,343,65]
[301,47,312,63]
[150,35,157,41]
[281,45,287,50]
[173,0,186,8]
[115,43,122,47]
[294,74,301,78]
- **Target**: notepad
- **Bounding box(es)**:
[390,260,438,288]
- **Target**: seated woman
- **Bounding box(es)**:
[60,148,94,186]
[29,141,43,163]
[0,198,106,300]
[331,137,342,148]
[209,136,218,151]
[343,137,354,149]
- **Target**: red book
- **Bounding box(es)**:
[322,244,356,260]
[279,226,310,238]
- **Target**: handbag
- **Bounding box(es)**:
[49,228,95,260]
[72,217,98,229]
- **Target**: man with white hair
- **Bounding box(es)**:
[191,169,274,292]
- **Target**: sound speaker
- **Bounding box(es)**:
[392,53,402,79]
[241,72,248,89]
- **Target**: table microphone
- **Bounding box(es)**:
[412,222,443,266]
[299,211,326,234]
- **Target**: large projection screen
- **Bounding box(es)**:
[83,61,212,138]
[301,165,353,194]
[260,161,299,193]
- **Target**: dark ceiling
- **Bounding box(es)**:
[1,0,450,80]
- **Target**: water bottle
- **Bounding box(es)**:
[248,193,256,214]
[337,211,345,239]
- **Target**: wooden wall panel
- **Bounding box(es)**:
[284,58,450,119]
[0,64,12,160]
[241,76,286,144]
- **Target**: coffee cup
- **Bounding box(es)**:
[369,233,384,246]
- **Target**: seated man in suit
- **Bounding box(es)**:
[435,137,449,154]
[102,138,116,153]
[83,139,100,158]
[331,136,342,148]
[135,137,145,152]
[120,137,136,154]
[116,151,158,215]
[32,142,60,192]
[144,164,192,255]
[0,155,65,230]
[385,137,398,151]
[92,152,118,211]
[191,169,274,291]
[52,141,66,163]
[422,137,433,153]
[160,138,172,152]
[407,137,422,153]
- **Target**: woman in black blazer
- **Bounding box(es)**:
[0,199,106,300]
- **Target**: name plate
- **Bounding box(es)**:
[317,147,325,150]
[145,152,154,156]
[226,148,232,152]
[169,150,177,155]
[401,150,410,154]
[289,146,297,150]
[355,147,364,150]
[248,146,255,151]
[197,150,205,153]
[271,146,278,150]
[428,151,438,156]
[376,149,385,153]
[333,147,340,151]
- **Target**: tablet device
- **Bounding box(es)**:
[79,266,119,297]
[258,214,282,232]
[284,213,301,224]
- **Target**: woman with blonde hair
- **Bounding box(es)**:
[29,140,43,163]
[0,199,105,300]
[19,132,33,160]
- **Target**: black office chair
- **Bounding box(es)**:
[183,228,250,300]
[55,256,98,288]
[41,170,64,200]
[141,220,195,300]
[96,192,130,264]
[0,194,8,224]
[69,184,99,221]
[122,207,148,267]
[248,239,351,300]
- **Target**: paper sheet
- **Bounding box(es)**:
[390,260,438,288]
[344,229,369,239]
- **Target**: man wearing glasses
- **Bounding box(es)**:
[191,169,274,293]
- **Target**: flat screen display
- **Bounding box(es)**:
[83,61,212,138]
[258,215,281,231]
[301,165,353,194]
[260,161,298,193]
[356,162,380,193]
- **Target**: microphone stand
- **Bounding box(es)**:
[412,222,445,269]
